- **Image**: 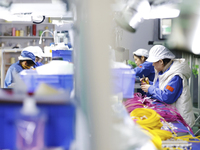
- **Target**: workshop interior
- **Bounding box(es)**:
[0,0,200,150]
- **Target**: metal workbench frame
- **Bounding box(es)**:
[0,48,22,88]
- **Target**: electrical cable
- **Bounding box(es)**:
[124,92,193,133]
[130,108,163,129]
[130,108,173,149]
[141,127,162,149]
[174,135,200,143]
[162,148,183,150]
[129,107,200,150]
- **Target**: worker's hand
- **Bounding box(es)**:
[140,77,149,85]
[145,77,149,84]
[141,84,151,93]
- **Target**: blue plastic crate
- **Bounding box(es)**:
[0,103,76,149]
[20,70,73,93]
[52,50,72,62]
[122,68,136,98]
[111,68,135,98]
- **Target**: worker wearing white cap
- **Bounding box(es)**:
[23,46,44,67]
[4,51,36,88]
[133,48,155,82]
[141,45,195,127]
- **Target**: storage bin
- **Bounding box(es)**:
[0,104,17,149]
[52,50,72,62]
[0,103,76,149]
[111,68,135,98]
[20,70,73,93]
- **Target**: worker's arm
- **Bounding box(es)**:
[134,64,151,78]
[4,68,13,88]
[147,75,183,104]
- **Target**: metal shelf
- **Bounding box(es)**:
[2,49,23,52]
[0,36,53,39]
[0,49,23,87]
[0,22,53,25]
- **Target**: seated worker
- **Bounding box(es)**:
[141,45,195,127]
[23,46,44,68]
[133,48,155,82]
[4,51,36,88]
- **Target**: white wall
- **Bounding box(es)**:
[119,19,155,61]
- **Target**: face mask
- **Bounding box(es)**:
[22,64,31,69]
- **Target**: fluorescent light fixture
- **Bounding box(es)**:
[113,0,180,32]
[0,7,14,21]
[143,6,180,19]
[129,0,151,27]
[0,2,72,21]
[10,3,69,17]
[115,0,151,32]
[5,12,32,22]
[136,0,151,16]
[129,13,143,28]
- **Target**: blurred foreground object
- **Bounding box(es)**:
[114,0,151,32]
[167,0,200,55]
[114,0,181,32]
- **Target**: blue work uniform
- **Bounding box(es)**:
[134,61,155,82]
[33,62,43,68]
[148,63,183,104]
[134,61,155,95]
[4,61,23,88]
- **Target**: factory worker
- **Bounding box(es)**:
[133,48,155,82]
[4,51,36,88]
[23,46,44,67]
[141,45,195,127]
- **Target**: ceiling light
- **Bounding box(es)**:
[115,0,151,32]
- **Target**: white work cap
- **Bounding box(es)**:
[18,50,36,64]
[146,45,175,62]
[23,46,44,59]
[133,49,149,58]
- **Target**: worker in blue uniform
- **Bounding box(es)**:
[4,50,36,88]
[22,46,44,68]
[133,48,155,95]
[141,45,195,127]
[133,48,155,82]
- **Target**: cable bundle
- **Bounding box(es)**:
[130,108,173,149]
[174,134,200,143]
[130,107,200,150]
[123,93,146,113]
[130,108,163,129]
[123,93,192,133]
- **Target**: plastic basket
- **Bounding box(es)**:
[20,70,73,93]
[111,68,135,98]
[0,103,76,149]
[52,50,72,62]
